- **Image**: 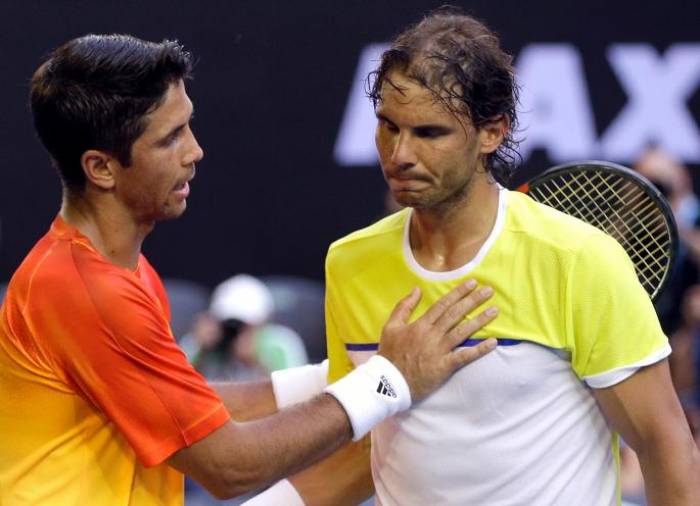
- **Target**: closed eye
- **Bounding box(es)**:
[413,126,451,138]
[376,114,399,133]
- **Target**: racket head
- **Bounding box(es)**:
[520,160,679,302]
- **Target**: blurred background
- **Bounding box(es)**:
[2,1,699,504]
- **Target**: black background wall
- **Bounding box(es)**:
[2,0,699,286]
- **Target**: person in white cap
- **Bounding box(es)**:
[196,274,309,381]
[181,274,276,381]
[209,274,275,326]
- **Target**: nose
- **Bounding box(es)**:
[184,126,204,166]
[390,132,417,168]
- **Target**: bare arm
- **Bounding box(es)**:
[593,360,700,505]
[168,393,351,499]
[211,381,277,421]
[165,281,498,499]
[210,359,329,421]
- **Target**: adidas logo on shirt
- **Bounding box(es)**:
[376,375,397,398]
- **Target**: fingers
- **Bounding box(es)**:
[448,337,498,370]
[433,285,494,333]
[444,306,499,349]
[422,279,478,323]
[386,287,422,326]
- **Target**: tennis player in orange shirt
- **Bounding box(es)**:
[0,34,500,505]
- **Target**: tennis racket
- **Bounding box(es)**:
[518,160,678,302]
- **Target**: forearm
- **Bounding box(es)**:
[168,392,353,498]
[221,394,353,495]
[637,433,700,505]
[212,380,278,421]
[211,360,330,422]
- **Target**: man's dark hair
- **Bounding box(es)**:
[30,34,193,191]
[368,7,520,183]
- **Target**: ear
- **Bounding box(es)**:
[80,149,118,190]
[477,115,508,155]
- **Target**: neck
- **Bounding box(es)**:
[60,189,153,270]
[409,176,500,272]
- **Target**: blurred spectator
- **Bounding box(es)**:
[635,146,700,232]
[255,323,308,372]
[163,278,210,338]
[260,275,326,363]
[669,285,700,404]
[634,146,700,333]
[179,274,308,382]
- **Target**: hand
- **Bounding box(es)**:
[378,280,498,402]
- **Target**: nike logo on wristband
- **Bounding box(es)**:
[376,375,397,398]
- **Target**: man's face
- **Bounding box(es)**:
[374,71,485,210]
[113,79,203,223]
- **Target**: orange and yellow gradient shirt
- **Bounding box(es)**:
[0,216,230,505]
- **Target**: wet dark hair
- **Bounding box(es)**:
[368,7,520,184]
[30,34,193,191]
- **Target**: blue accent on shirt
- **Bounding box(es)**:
[345,338,522,352]
[346,343,379,351]
[458,338,522,347]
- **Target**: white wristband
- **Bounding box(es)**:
[239,479,305,506]
[271,360,329,409]
[324,355,411,441]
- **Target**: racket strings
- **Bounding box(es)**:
[540,172,669,286]
[529,170,672,297]
[537,172,669,292]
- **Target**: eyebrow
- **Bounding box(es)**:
[375,112,394,124]
[376,112,452,132]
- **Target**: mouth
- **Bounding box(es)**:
[388,176,429,192]
[173,179,192,199]
[386,169,430,182]
[173,182,190,199]
[172,167,196,198]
